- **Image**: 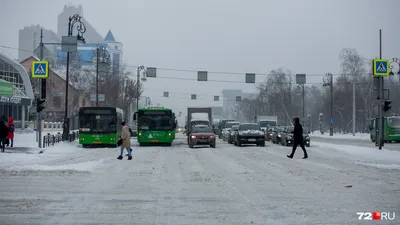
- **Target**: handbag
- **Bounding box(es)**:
[117,138,123,146]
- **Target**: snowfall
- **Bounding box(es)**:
[0,130,399,225]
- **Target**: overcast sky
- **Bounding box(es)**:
[1,0,399,123]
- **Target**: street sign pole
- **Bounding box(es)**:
[372,30,390,149]
[38,29,43,148]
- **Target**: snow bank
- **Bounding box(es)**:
[310,132,370,140]
[312,141,400,163]
[7,160,103,172]
[0,141,83,169]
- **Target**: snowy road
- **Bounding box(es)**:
[0,133,399,224]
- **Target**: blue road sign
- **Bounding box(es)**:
[373,59,390,76]
[330,117,334,123]
[31,61,49,78]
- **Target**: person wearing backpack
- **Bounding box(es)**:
[7,117,14,147]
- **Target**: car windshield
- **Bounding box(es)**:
[239,124,260,130]
[192,126,212,133]
[191,120,209,127]
[259,121,277,127]
[286,127,294,133]
[225,122,239,128]
[80,115,116,133]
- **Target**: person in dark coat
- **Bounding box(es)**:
[0,120,9,153]
[287,117,308,159]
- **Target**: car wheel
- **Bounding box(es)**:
[237,140,242,147]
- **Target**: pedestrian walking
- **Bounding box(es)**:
[0,120,9,153]
[287,117,308,159]
[117,122,132,160]
[7,117,15,147]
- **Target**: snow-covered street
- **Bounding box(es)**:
[0,132,399,225]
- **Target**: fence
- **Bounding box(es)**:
[42,131,79,148]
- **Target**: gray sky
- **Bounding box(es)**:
[1,0,399,123]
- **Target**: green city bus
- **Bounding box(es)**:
[133,107,177,146]
[79,107,124,147]
[369,116,400,143]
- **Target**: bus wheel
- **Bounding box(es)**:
[82,144,87,148]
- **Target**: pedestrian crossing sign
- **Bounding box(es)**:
[373,59,390,77]
[32,61,49,78]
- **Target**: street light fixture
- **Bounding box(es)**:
[323,73,333,136]
[63,14,86,141]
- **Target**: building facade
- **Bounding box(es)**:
[104,30,123,75]
[20,56,93,122]
[18,25,60,62]
[0,52,34,128]
[222,89,243,120]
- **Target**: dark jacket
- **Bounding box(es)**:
[292,118,303,142]
[0,121,9,139]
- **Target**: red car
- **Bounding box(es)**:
[189,125,216,148]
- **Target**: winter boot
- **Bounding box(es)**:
[117,155,123,160]
[128,156,132,160]
[286,155,293,159]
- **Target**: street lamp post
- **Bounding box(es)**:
[63,14,86,141]
[136,66,147,111]
[323,73,333,136]
[96,46,110,106]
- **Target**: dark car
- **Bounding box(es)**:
[233,123,265,147]
[189,125,216,148]
[280,126,311,147]
[265,127,276,141]
[271,126,287,144]
[227,124,239,144]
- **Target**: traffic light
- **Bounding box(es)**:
[36,98,45,113]
[383,100,391,112]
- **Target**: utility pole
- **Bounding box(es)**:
[302,84,305,125]
[96,48,99,106]
[38,29,44,148]
[330,74,333,136]
[353,81,356,136]
[379,29,384,150]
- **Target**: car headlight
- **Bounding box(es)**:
[278,134,281,137]
[269,134,272,136]
[210,135,215,138]
[191,135,196,138]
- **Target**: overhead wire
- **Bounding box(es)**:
[0,44,377,78]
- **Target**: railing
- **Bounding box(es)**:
[42,131,79,148]
[42,132,63,148]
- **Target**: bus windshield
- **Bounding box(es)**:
[80,114,117,133]
[138,110,173,130]
[388,117,400,128]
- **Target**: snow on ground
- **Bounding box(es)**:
[0,133,399,224]
[312,141,400,164]
[309,132,370,140]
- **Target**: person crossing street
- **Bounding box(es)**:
[287,117,308,159]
